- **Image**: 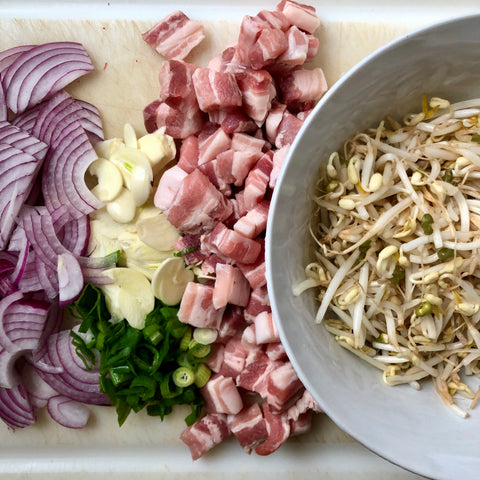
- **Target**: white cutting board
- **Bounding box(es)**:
[0,1,477,478]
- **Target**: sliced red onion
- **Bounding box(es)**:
[75,99,104,143]
[0,120,48,161]
[0,83,6,121]
[6,227,30,288]
[0,144,42,250]
[2,42,94,114]
[0,346,21,388]
[0,290,24,353]
[47,394,90,428]
[0,383,35,429]
[35,329,110,405]
[57,253,84,307]
[0,45,35,78]
[56,215,90,257]
[20,362,58,409]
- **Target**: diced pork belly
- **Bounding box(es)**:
[236,69,276,124]
[201,253,229,276]
[177,135,199,174]
[254,311,279,344]
[227,403,268,453]
[198,127,231,165]
[276,0,321,34]
[213,263,251,309]
[236,354,280,397]
[180,412,230,461]
[276,26,309,67]
[162,169,233,235]
[278,67,328,107]
[201,374,243,415]
[231,191,248,222]
[241,324,256,347]
[198,152,234,196]
[231,132,266,154]
[158,59,198,101]
[238,253,267,291]
[287,389,322,422]
[275,109,304,148]
[174,233,205,265]
[244,286,271,323]
[306,34,320,62]
[256,9,291,31]
[147,97,204,139]
[208,108,257,134]
[290,410,313,436]
[233,200,269,239]
[255,403,290,456]
[243,151,274,209]
[178,282,225,329]
[204,222,262,265]
[206,343,225,373]
[265,342,287,362]
[217,305,246,342]
[265,361,304,411]
[219,334,248,379]
[192,68,242,112]
[142,11,205,60]
[231,150,264,188]
[269,145,289,188]
[154,165,188,212]
[265,102,287,144]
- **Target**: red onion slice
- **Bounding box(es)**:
[0,120,48,161]
[21,362,58,409]
[0,383,35,429]
[0,83,6,121]
[57,253,84,307]
[2,42,94,114]
[0,45,35,78]
[47,394,90,428]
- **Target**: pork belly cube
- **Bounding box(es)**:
[208,108,257,134]
[177,135,199,174]
[256,9,291,31]
[243,151,274,209]
[161,169,233,235]
[158,59,198,101]
[178,282,225,329]
[205,222,262,265]
[174,233,205,265]
[180,413,230,461]
[265,361,304,411]
[142,10,205,60]
[198,127,231,165]
[206,343,225,373]
[269,145,289,188]
[255,403,290,456]
[290,410,313,436]
[219,334,248,379]
[154,165,188,212]
[227,403,268,453]
[231,132,267,154]
[287,389,322,422]
[233,200,269,239]
[265,102,287,144]
[238,252,267,291]
[244,286,271,323]
[192,68,242,112]
[143,99,162,134]
[218,305,246,342]
[278,67,328,107]
[275,109,304,148]
[254,311,279,344]
[236,69,276,124]
[236,354,280,397]
[213,263,251,309]
[276,0,321,34]
[277,25,309,67]
[201,374,243,415]
[265,342,287,362]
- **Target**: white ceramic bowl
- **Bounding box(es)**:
[266,14,480,480]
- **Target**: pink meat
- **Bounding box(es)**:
[201,374,243,415]
[178,282,225,329]
[154,165,188,212]
[177,135,199,173]
[204,222,262,265]
[198,127,231,165]
[213,263,251,309]
[143,99,162,133]
[231,191,248,222]
[231,132,266,154]
[218,305,246,342]
[275,109,304,148]
[208,108,257,134]
[236,69,276,124]
[265,361,304,411]
[180,413,230,461]
[244,286,271,323]
[162,169,233,235]
[306,34,319,61]
[192,68,243,112]
[254,311,279,344]
[227,403,268,453]
[255,403,290,456]
[269,145,289,188]
[158,60,198,101]
[243,151,274,209]
[277,26,309,67]
[248,27,289,70]
[265,342,287,362]
[278,67,328,107]
[290,410,313,436]
[142,11,205,60]
[149,98,204,139]
[174,233,205,265]
[276,0,321,34]
[236,354,280,397]
[238,254,266,291]
[219,334,248,379]
[256,9,291,31]
[198,151,235,195]
[208,46,238,73]
[206,343,225,373]
[287,389,322,422]
[265,102,287,144]
[231,150,264,187]
[233,200,269,239]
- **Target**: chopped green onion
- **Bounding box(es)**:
[174,245,199,257]
[193,327,218,345]
[194,363,211,388]
[173,367,195,387]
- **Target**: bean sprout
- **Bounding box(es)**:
[297,96,480,418]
